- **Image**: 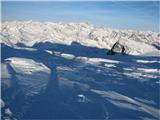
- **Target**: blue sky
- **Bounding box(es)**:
[1,1,159,32]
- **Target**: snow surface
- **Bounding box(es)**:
[5,57,51,96]
[1,21,160,119]
[90,89,160,119]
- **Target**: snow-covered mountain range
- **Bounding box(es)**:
[1,21,160,119]
[1,21,160,55]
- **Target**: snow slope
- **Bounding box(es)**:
[1,21,160,119]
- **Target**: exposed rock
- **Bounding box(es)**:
[107,41,126,55]
[152,42,160,50]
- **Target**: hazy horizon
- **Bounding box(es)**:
[1,1,159,32]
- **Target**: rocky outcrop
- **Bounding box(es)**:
[152,42,160,50]
[107,41,126,55]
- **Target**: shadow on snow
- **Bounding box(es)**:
[1,41,160,119]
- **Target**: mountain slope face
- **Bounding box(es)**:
[1,21,160,119]
[1,21,160,55]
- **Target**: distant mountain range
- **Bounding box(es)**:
[1,21,159,55]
